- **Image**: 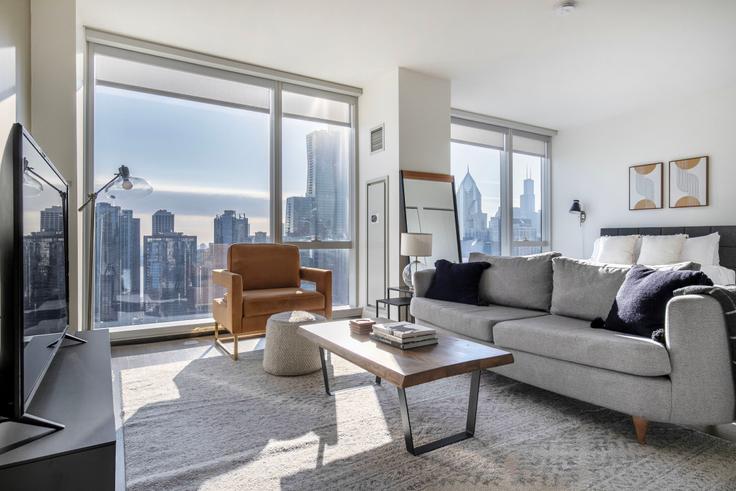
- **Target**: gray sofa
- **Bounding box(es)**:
[411,254,735,443]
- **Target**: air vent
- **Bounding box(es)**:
[370,124,384,154]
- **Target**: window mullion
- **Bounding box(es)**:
[272,82,283,244]
[501,129,513,256]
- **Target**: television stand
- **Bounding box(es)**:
[0,330,115,490]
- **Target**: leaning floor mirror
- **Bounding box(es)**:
[400,171,462,281]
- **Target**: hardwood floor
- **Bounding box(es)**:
[110,335,265,490]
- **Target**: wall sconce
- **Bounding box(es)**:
[569,199,586,226]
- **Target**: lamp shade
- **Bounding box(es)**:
[569,199,582,213]
[401,232,432,257]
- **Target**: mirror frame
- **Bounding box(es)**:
[399,170,462,283]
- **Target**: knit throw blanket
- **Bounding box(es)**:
[674,285,736,416]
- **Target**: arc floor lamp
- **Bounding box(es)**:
[78,165,152,330]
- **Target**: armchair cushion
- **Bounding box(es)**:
[228,243,301,290]
[243,287,325,317]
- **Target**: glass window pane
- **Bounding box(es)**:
[96,52,271,110]
[282,90,350,124]
[93,54,271,329]
[451,141,502,260]
[299,249,350,306]
[512,153,544,255]
[282,116,351,242]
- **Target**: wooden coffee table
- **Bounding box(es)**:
[298,320,514,455]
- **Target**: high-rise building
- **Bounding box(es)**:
[214,210,249,244]
[305,130,348,240]
[40,205,64,233]
[93,202,143,324]
[456,168,488,241]
[143,210,198,318]
[285,196,315,239]
[23,206,66,330]
[152,209,175,235]
[253,231,269,243]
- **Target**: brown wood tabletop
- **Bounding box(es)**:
[298,320,514,388]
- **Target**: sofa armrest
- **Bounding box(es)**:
[211,269,243,332]
[413,268,435,298]
[666,294,735,424]
[300,267,332,319]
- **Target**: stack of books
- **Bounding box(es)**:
[370,322,438,349]
[349,318,375,335]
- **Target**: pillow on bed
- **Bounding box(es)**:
[680,232,720,266]
[637,234,687,265]
[591,235,639,264]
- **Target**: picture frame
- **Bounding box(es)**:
[669,156,709,208]
[629,162,663,210]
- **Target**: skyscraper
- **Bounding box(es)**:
[285,196,315,239]
[214,210,250,244]
[305,130,348,240]
[143,210,198,318]
[93,202,142,324]
[152,209,175,235]
[40,205,64,233]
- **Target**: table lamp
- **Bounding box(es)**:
[401,232,432,289]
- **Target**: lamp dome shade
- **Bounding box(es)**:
[401,232,432,257]
[569,200,582,213]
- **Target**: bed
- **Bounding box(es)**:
[600,225,736,285]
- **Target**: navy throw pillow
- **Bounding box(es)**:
[425,259,491,305]
[597,265,713,340]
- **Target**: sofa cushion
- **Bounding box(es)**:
[493,314,671,376]
[243,288,325,317]
[469,252,561,311]
[410,297,547,341]
[551,257,630,321]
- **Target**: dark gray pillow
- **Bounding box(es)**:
[469,252,561,311]
[550,257,700,321]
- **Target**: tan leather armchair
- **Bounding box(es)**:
[212,243,332,359]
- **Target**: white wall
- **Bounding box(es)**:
[398,67,451,173]
[552,83,736,258]
[0,0,30,130]
[357,67,451,308]
[30,0,83,331]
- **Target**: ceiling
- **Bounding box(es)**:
[77,0,736,130]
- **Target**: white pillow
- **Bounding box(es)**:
[594,235,639,264]
[680,232,720,266]
[637,235,687,265]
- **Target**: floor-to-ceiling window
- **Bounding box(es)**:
[451,116,550,259]
[88,42,357,331]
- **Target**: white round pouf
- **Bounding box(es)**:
[262,311,326,376]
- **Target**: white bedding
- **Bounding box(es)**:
[700,265,736,286]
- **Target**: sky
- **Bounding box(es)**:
[450,141,543,217]
[94,85,348,246]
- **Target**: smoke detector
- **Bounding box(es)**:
[555,0,577,16]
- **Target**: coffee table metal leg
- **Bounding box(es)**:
[375,376,382,385]
[319,347,331,396]
[396,369,482,456]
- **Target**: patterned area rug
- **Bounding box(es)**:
[121,350,736,490]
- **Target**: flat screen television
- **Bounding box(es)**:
[0,123,79,438]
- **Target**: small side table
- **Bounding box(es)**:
[375,286,414,321]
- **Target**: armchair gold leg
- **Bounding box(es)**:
[213,327,265,361]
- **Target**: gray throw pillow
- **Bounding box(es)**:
[551,257,631,321]
[469,252,561,311]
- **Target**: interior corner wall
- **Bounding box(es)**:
[551,83,736,258]
[357,68,450,309]
[397,67,451,173]
[358,69,400,310]
[30,0,82,331]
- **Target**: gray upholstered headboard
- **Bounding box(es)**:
[600,226,736,272]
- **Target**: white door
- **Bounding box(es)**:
[367,178,387,307]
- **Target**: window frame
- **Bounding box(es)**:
[450,114,552,257]
[84,34,360,336]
